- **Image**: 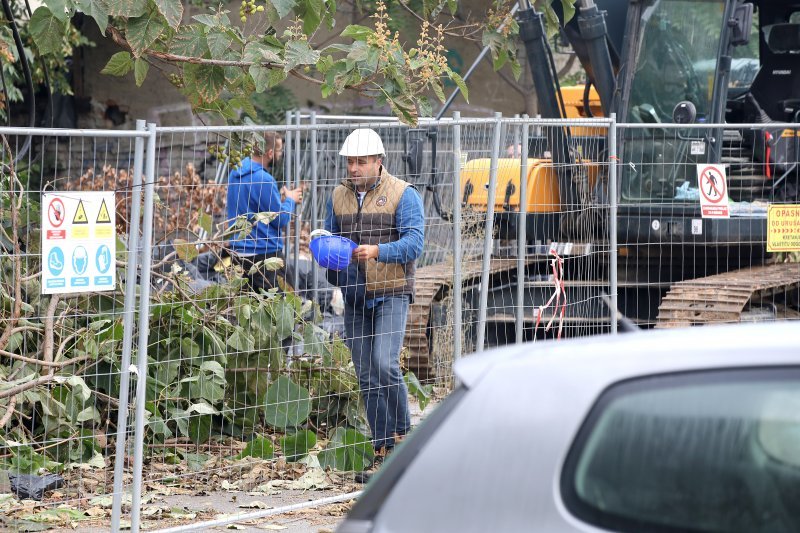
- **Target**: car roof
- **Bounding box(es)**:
[455,321,800,389]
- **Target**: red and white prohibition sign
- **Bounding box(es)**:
[696,164,730,218]
[47,198,66,227]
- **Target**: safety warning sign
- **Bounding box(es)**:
[697,164,730,219]
[41,192,116,295]
[767,204,800,252]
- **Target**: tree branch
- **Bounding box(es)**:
[106,26,323,87]
[43,295,60,365]
[0,395,16,427]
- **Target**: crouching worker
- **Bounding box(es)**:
[324,128,424,478]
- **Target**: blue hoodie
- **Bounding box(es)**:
[227,157,295,255]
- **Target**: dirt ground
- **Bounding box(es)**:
[2,396,441,533]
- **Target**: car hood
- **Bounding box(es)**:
[454,321,800,389]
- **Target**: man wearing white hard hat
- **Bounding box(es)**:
[324,128,424,477]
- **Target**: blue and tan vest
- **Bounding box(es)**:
[332,169,416,299]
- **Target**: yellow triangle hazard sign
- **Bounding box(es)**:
[96,199,111,224]
[73,200,88,224]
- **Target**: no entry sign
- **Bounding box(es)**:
[696,165,730,218]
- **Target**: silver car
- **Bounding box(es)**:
[339,321,800,532]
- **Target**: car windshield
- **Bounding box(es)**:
[562,370,800,532]
[626,0,724,123]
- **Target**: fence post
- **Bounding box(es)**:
[130,123,158,533]
[111,120,146,532]
[609,114,618,334]
[310,112,319,303]
[476,113,502,353]
[452,112,462,363]
[516,117,529,344]
[293,111,301,292]
[284,111,292,259]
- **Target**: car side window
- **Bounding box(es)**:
[561,369,800,533]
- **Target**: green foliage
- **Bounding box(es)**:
[264,376,312,430]
[237,436,276,459]
[0,194,371,474]
[280,430,317,461]
[249,86,297,125]
[15,0,575,125]
[318,427,375,472]
[404,371,433,412]
[0,1,93,122]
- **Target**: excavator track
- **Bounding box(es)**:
[656,263,800,328]
[405,258,522,380]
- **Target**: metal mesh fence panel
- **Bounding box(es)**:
[7,115,799,532]
[615,123,800,329]
[0,126,147,530]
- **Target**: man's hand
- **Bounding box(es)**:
[353,245,380,262]
[282,186,303,203]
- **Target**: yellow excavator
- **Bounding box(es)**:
[405,0,800,379]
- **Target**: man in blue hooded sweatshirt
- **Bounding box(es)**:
[227,131,303,291]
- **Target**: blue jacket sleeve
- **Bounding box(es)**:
[377,187,425,263]
[252,169,295,230]
[324,197,340,233]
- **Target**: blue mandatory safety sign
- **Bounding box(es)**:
[96,244,112,274]
[48,247,65,276]
[94,276,113,285]
[72,246,89,275]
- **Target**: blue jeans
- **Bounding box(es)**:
[345,296,411,451]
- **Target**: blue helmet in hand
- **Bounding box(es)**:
[310,231,357,271]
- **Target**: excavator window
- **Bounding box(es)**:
[626,0,721,123]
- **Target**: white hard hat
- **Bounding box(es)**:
[339,128,385,157]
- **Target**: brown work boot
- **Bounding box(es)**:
[354,447,390,484]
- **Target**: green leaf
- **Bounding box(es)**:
[187,414,213,445]
[267,69,288,89]
[198,212,213,235]
[245,42,284,91]
[172,238,199,262]
[76,0,109,33]
[296,0,323,35]
[263,376,311,429]
[170,25,208,56]
[184,452,211,471]
[448,68,469,103]
[280,430,317,462]
[404,371,433,411]
[207,30,232,58]
[185,63,226,102]
[186,402,219,415]
[237,436,275,459]
[270,298,295,341]
[107,0,147,17]
[561,0,576,23]
[317,428,374,472]
[126,5,167,57]
[180,337,201,358]
[43,0,69,22]
[29,7,66,56]
[154,0,183,29]
[134,57,149,86]
[340,24,371,42]
[418,96,433,119]
[270,0,296,18]
[283,40,320,72]
[227,328,255,352]
[244,42,282,65]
